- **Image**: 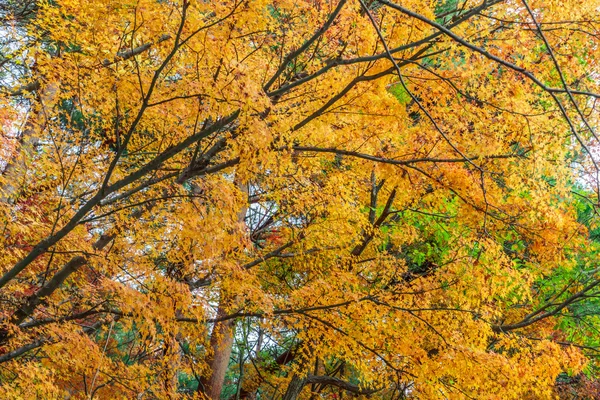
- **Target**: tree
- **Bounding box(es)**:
[1,0,600,398]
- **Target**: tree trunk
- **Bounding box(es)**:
[200,180,248,399]
[200,303,236,399]
[282,375,307,400]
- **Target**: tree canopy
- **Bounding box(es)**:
[2,0,600,398]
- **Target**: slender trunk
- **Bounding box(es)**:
[200,302,236,399]
[200,180,248,399]
[282,375,307,400]
[282,334,317,400]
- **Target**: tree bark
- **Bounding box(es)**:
[200,180,248,399]
[282,375,307,400]
[199,302,236,399]
[282,374,379,400]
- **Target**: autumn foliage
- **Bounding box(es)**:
[1,0,600,398]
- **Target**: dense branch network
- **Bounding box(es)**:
[1,0,600,398]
